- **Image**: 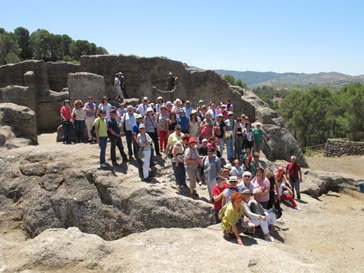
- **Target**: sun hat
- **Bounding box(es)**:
[191,110,197,115]
[243,171,252,177]
[242,188,252,195]
[136,114,143,119]
[217,114,223,118]
[160,105,167,109]
[229,176,238,182]
[139,124,145,129]
[143,97,149,101]
[188,137,198,144]
[146,107,154,112]
[228,111,234,116]
[166,101,173,106]
[256,122,262,126]
[158,96,163,100]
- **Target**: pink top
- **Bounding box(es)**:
[61,106,71,120]
[252,177,270,202]
[218,109,228,119]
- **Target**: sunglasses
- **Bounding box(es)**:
[244,175,251,178]
[176,128,182,130]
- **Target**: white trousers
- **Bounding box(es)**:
[206,178,217,199]
[85,117,95,140]
[143,150,151,178]
[250,212,276,235]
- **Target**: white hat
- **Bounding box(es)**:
[158,96,163,100]
[146,107,154,112]
[229,176,238,182]
[256,122,262,126]
[243,171,252,177]
[143,97,149,101]
[202,138,208,143]
[139,124,145,129]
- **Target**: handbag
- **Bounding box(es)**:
[226,130,233,139]
[138,147,144,159]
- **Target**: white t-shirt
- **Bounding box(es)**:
[98,103,111,119]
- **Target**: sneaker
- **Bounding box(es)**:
[294,206,301,211]
[144,177,152,182]
[198,181,202,186]
[101,163,108,168]
[265,235,274,242]
[176,185,182,193]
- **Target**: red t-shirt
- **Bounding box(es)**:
[276,172,284,179]
[286,163,301,179]
[212,184,229,211]
[61,106,71,120]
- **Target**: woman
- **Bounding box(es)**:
[235,117,244,159]
[208,137,220,158]
[188,110,201,144]
[172,98,182,114]
[221,192,250,245]
[144,107,160,156]
[156,105,169,152]
[242,123,254,152]
[212,175,229,223]
[243,188,275,242]
[166,101,173,115]
[72,100,86,143]
[214,114,226,156]
[167,111,178,137]
[276,177,301,210]
[201,146,221,201]
[198,105,208,122]
[172,134,190,192]
[226,98,234,112]
[97,96,112,120]
[252,167,270,209]
[94,109,108,168]
[200,112,214,140]
[218,104,228,120]
[184,137,201,199]
[242,156,254,176]
[137,123,152,181]
[60,99,72,144]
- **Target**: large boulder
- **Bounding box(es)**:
[0,103,37,144]
[0,85,31,107]
[68,72,108,105]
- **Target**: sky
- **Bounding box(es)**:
[1,0,364,75]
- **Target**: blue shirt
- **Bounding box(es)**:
[177,115,189,131]
[132,123,142,135]
[107,118,120,135]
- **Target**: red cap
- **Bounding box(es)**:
[189,137,198,144]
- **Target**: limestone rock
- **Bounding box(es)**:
[0,103,37,144]
[68,72,106,105]
[56,124,90,142]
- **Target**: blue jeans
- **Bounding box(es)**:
[75,120,84,140]
[125,131,133,157]
[172,161,186,186]
[290,177,301,199]
[62,120,72,142]
[226,136,235,159]
[99,137,108,164]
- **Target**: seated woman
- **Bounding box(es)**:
[221,192,252,246]
[243,188,276,242]
[276,177,301,211]
[252,167,270,209]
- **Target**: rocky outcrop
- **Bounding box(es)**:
[46,61,80,92]
[0,85,31,107]
[324,138,364,157]
[0,103,37,144]
[68,72,107,104]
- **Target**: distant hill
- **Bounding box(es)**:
[190,67,364,87]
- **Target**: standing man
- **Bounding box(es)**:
[285,156,302,200]
[114,73,123,100]
[83,96,96,142]
[121,105,136,160]
[136,97,151,117]
[118,72,128,99]
[253,122,265,154]
[167,72,178,91]
[107,108,128,165]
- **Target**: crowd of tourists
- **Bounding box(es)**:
[60,75,303,245]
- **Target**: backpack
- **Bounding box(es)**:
[218,203,229,220]
[201,125,211,138]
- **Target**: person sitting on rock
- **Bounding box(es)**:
[245,188,276,242]
[252,167,270,209]
[221,192,253,245]
[276,177,301,211]
[212,175,229,223]
[167,72,178,91]
[221,176,242,206]
[276,166,292,190]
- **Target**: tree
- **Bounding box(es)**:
[5,52,21,64]
[14,27,32,60]
[96,46,108,55]
[30,29,52,60]
[223,74,235,85]
[69,40,94,61]
[0,31,20,64]
[62,34,73,57]
[235,79,247,89]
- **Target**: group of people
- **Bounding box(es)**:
[60,86,304,244]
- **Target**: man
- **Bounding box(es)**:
[183,100,193,117]
[198,138,209,156]
[132,114,145,171]
[177,109,189,133]
[107,109,128,165]
[167,72,178,91]
[164,124,184,159]
[253,122,264,154]
[224,112,236,162]
[196,99,204,115]
[121,105,137,160]
[136,97,151,117]
[114,73,123,100]
[285,155,302,200]
[118,72,128,99]
[83,96,96,142]
[238,171,254,192]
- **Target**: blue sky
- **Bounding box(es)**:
[2,0,363,75]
